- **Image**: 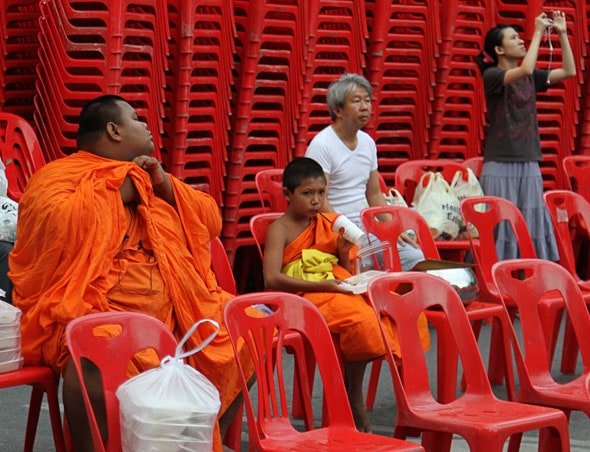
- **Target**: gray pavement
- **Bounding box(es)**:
[0,319,589,451]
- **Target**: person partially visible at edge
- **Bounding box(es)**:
[475,11,576,260]
[262,157,430,433]
[305,72,425,271]
[0,156,17,304]
[9,95,249,451]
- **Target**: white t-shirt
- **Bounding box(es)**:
[305,126,378,227]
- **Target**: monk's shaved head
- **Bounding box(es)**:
[76,95,127,149]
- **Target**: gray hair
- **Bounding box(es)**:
[326,73,373,121]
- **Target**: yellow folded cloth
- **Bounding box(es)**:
[282,248,338,281]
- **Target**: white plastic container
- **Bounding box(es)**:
[0,347,21,363]
[0,356,23,373]
[332,214,366,246]
[0,334,20,350]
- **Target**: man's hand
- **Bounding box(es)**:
[398,232,419,248]
[133,156,176,205]
[133,155,167,186]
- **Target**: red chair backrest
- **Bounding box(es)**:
[367,272,494,410]
[65,312,177,452]
[562,155,590,203]
[492,258,590,388]
[462,156,483,178]
[394,159,467,205]
[210,237,237,294]
[360,205,440,271]
[255,168,287,212]
[249,212,282,258]
[460,196,537,301]
[0,113,47,202]
[543,190,590,286]
[224,292,354,447]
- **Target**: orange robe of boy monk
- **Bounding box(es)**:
[9,151,250,451]
[281,213,430,360]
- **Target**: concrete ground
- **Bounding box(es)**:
[0,318,589,451]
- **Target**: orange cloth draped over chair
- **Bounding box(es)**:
[281,213,429,361]
[9,151,251,451]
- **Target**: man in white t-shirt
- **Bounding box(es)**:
[305,73,424,271]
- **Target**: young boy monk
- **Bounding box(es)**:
[262,157,429,432]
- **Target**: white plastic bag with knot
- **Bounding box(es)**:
[116,319,221,452]
[450,168,484,239]
[413,172,462,240]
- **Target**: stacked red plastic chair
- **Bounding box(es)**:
[163,0,235,205]
[0,113,46,201]
[34,0,169,163]
[222,0,308,265]
[295,0,368,157]
[0,1,41,122]
[428,0,493,161]
[365,0,440,185]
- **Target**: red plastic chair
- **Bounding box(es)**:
[459,195,549,384]
[543,190,590,290]
[492,258,590,420]
[249,212,282,259]
[208,236,245,451]
[255,168,287,213]
[360,205,514,408]
[543,189,590,374]
[224,291,424,451]
[463,156,483,178]
[0,365,65,452]
[249,211,326,427]
[393,159,471,260]
[366,272,571,452]
[210,237,237,295]
[65,311,178,452]
[0,112,46,202]
[562,155,590,203]
[461,195,572,380]
[393,159,467,206]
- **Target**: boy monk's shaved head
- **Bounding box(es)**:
[283,157,326,193]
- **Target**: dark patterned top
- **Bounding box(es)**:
[483,66,549,162]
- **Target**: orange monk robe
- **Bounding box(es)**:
[10,151,250,450]
[282,213,430,361]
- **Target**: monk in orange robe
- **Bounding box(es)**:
[9,95,248,452]
[263,158,430,433]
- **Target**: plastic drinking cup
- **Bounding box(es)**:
[332,215,366,246]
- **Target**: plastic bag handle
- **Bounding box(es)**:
[163,319,220,364]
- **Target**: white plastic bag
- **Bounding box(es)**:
[384,188,408,207]
[413,172,462,240]
[117,319,221,452]
[450,168,483,238]
[0,301,23,373]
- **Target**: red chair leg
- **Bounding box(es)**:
[44,380,66,452]
[286,336,315,430]
[23,385,44,452]
[223,404,243,451]
[425,311,458,403]
[560,315,579,374]
[365,358,383,411]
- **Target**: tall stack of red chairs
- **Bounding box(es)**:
[295,0,368,157]
[222,0,306,264]
[365,0,439,186]
[428,0,492,161]
[1,0,590,273]
[0,1,41,122]
[34,0,168,162]
[163,0,235,204]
